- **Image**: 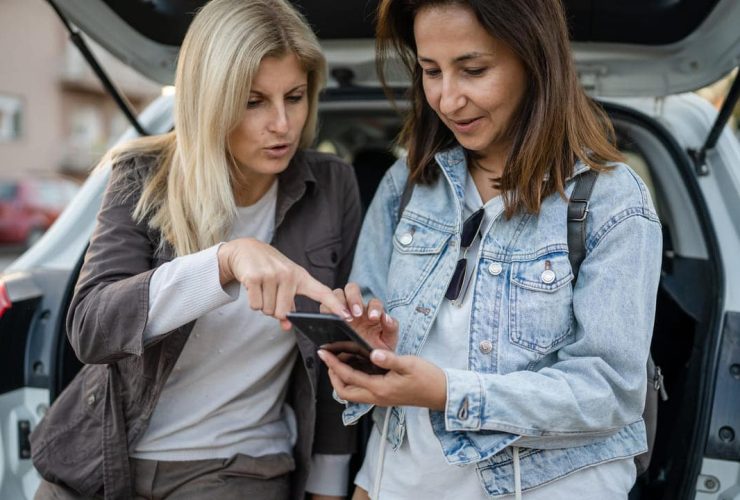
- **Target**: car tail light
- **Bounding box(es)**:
[0,282,11,319]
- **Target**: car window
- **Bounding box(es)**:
[33,180,78,209]
[0,182,18,201]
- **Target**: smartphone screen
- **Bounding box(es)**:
[287,312,388,375]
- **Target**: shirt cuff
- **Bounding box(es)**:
[444,368,484,431]
[304,453,351,496]
[332,389,348,405]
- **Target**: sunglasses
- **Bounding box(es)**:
[445,207,485,303]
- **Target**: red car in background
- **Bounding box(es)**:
[0,177,79,248]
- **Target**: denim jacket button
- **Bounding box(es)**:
[399,233,414,246]
[479,340,493,354]
[488,262,502,275]
[541,269,556,284]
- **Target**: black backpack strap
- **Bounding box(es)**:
[397,177,415,224]
[567,169,599,284]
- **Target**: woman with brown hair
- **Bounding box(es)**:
[318,0,662,498]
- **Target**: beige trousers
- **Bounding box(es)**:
[34,453,294,500]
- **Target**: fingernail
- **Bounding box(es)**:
[368,309,380,320]
[384,313,393,325]
[343,309,353,321]
[352,304,363,317]
[371,350,386,363]
[317,350,326,361]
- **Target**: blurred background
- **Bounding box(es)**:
[0,0,162,268]
[0,0,738,271]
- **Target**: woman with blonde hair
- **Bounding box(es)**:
[31,0,360,498]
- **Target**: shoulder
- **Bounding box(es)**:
[105,152,160,204]
[590,162,656,213]
[299,149,354,181]
[581,162,661,248]
[386,156,410,190]
[108,152,159,190]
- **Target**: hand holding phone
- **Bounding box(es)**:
[319,283,398,351]
[287,312,388,374]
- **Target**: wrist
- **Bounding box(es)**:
[430,366,448,411]
[217,241,235,286]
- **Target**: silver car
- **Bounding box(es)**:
[1,0,739,498]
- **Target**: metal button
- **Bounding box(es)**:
[479,340,493,354]
[399,233,413,246]
[488,262,502,275]
[87,394,96,406]
[541,269,556,284]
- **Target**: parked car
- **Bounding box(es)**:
[0,176,79,248]
[1,0,739,499]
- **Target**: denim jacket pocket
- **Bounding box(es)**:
[509,253,574,355]
[386,218,450,309]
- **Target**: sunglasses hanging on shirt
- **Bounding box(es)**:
[445,207,485,304]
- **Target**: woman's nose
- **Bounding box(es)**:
[269,105,290,134]
[439,77,465,116]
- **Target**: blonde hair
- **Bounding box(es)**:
[106,0,326,256]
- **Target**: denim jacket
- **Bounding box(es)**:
[344,146,662,496]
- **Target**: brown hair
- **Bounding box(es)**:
[376,0,623,217]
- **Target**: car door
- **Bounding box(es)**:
[0,96,173,499]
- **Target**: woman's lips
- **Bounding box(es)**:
[449,117,482,134]
[264,143,292,159]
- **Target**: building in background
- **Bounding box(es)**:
[0,0,161,180]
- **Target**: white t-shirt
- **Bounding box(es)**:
[128,180,349,495]
[132,180,298,461]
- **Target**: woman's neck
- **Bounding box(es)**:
[469,149,507,204]
[233,171,277,207]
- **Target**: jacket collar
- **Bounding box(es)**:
[434,147,468,205]
[568,160,591,181]
[275,149,317,229]
[434,145,591,192]
[154,151,316,261]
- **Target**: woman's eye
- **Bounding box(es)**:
[464,67,487,76]
[422,68,441,78]
[286,94,305,103]
[246,100,261,109]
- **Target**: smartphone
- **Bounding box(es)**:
[287,312,388,375]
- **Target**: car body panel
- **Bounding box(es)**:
[695,458,740,498]
[0,388,48,500]
[50,0,740,96]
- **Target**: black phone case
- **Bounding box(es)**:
[287,312,373,350]
[287,312,387,374]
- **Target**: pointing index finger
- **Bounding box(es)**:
[297,271,352,320]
